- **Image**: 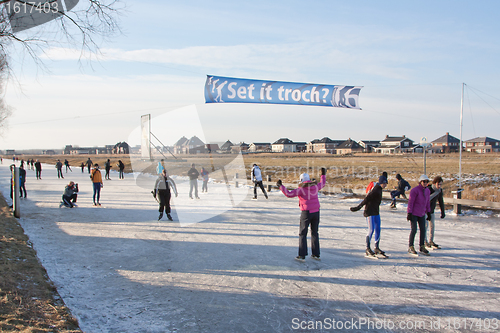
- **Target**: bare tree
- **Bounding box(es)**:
[0,0,122,130]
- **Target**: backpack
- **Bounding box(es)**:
[366,181,375,193]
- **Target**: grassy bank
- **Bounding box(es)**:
[0,196,81,332]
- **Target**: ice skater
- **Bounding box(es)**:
[390,174,410,208]
[251,164,268,200]
[64,159,72,172]
[200,167,209,193]
[153,169,178,221]
[407,175,431,256]
[277,168,326,261]
[187,163,200,199]
[117,160,125,179]
[104,159,112,180]
[56,159,64,179]
[35,159,42,180]
[90,164,103,206]
[426,176,446,249]
[19,165,27,198]
[350,175,388,258]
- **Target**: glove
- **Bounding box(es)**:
[151,190,156,197]
[175,193,178,198]
[350,206,360,212]
[441,212,446,219]
[426,212,432,221]
[407,213,413,221]
[321,167,326,176]
[276,179,282,187]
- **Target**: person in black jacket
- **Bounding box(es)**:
[117,160,125,179]
[55,159,64,179]
[187,163,200,199]
[425,176,446,249]
[104,159,112,180]
[35,159,42,179]
[153,169,178,220]
[350,175,388,258]
[390,174,410,208]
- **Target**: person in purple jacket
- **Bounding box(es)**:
[407,175,431,256]
[277,168,326,262]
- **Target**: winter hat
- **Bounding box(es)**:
[299,173,310,183]
[396,174,402,180]
[419,174,430,182]
[378,175,388,184]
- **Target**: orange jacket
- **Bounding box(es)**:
[90,169,102,183]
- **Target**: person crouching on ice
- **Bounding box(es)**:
[61,181,79,208]
[153,169,178,221]
[277,168,326,262]
[350,175,388,258]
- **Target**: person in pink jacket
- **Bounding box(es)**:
[277,168,326,261]
[407,174,431,256]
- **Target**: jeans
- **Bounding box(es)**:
[298,210,320,257]
[93,183,101,204]
[189,179,198,198]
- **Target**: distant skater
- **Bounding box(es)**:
[56,159,64,179]
[407,175,431,256]
[200,167,209,193]
[425,176,446,250]
[277,168,326,261]
[64,159,72,172]
[251,164,268,200]
[153,169,178,221]
[19,165,27,198]
[104,159,112,180]
[80,162,85,173]
[117,160,125,179]
[350,175,388,258]
[35,159,42,180]
[86,158,93,174]
[90,164,103,206]
[187,163,200,199]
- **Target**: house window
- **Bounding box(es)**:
[404,142,409,147]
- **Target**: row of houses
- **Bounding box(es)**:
[169,133,500,155]
[63,142,130,155]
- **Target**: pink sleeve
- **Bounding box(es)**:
[280,185,299,198]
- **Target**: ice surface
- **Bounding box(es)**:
[1,163,499,332]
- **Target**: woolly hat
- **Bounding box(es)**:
[396,173,402,180]
[419,174,429,182]
[299,173,310,183]
[378,175,388,184]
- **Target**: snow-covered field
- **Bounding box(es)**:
[1,163,500,333]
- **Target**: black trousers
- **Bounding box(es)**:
[158,190,172,214]
[299,210,320,257]
[409,214,426,247]
[253,181,267,198]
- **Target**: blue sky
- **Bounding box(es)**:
[2,0,500,150]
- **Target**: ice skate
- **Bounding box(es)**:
[419,245,430,256]
[311,255,321,261]
[166,213,173,221]
[365,248,377,259]
[295,256,305,262]
[429,241,441,249]
[158,212,163,221]
[408,246,418,256]
[375,247,389,259]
